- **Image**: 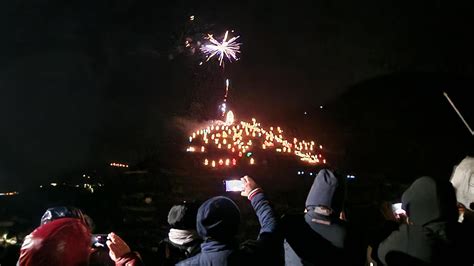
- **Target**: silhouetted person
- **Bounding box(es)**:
[377,177,461,266]
[177,176,282,266]
[156,201,202,265]
[18,206,93,266]
[450,156,474,265]
[281,169,364,265]
[18,206,142,266]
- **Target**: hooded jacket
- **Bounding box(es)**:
[177,192,282,266]
[282,169,359,266]
[18,218,91,266]
[377,177,461,265]
[450,156,474,211]
[19,208,143,266]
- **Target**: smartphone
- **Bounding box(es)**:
[391,203,406,215]
[91,234,109,248]
[224,180,244,192]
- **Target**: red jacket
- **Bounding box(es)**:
[19,218,91,266]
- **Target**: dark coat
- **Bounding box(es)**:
[155,237,201,266]
[281,213,347,266]
[282,169,365,266]
[177,193,282,266]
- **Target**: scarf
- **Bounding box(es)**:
[168,228,199,246]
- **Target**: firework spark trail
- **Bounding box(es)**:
[225,79,229,98]
[219,79,231,117]
[201,31,241,66]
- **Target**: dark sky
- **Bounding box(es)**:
[1,0,473,188]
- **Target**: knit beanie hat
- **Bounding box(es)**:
[168,201,199,230]
[196,196,240,241]
[305,169,343,215]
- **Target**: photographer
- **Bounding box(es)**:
[177,175,283,266]
[377,177,463,265]
[281,169,365,265]
[18,206,142,266]
[18,207,91,265]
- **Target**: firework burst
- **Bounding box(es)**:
[201,31,241,66]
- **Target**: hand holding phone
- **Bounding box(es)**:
[107,232,132,262]
[391,203,407,222]
[391,203,406,215]
[240,176,258,197]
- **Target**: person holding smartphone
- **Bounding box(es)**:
[280,169,365,266]
[177,175,283,266]
[18,206,93,266]
[377,177,464,266]
[18,206,143,266]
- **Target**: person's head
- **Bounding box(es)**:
[402,176,458,226]
[19,218,91,266]
[305,169,344,218]
[450,156,474,211]
[40,206,88,226]
[196,196,240,242]
[168,201,200,230]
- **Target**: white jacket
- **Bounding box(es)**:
[450,156,474,211]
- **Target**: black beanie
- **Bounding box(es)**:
[196,196,241,241]
[167,202,199,230]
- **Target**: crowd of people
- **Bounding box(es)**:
[16,157,474,266]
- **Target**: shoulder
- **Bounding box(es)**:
[176,253,202,266]
[378,225,411,263]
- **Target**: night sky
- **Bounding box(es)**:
[1,0,473,188]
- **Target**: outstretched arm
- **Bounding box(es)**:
[241,176,278,240]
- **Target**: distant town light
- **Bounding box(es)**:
[110,162,129,168]
[0,191,19,196]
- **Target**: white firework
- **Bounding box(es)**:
[201,31,241,66]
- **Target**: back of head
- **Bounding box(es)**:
[19,218,91,266]
[305,169,344,217]
[402,176,458,226]
[450,156,474,211]
[196,196,240,242]
[40,206,87,226]
[168,201,200,230]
